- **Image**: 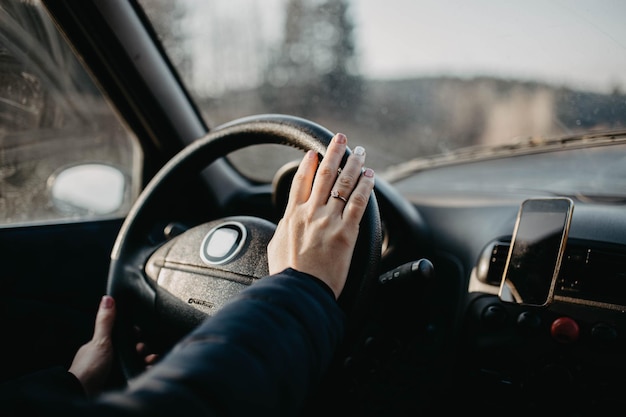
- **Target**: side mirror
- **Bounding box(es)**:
[50,163,126,216]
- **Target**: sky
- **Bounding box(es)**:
[353,0,626,92]
[183,0,626,94]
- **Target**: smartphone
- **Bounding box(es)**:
[498,197,574,306]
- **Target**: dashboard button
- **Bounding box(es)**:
[482,304,507,326]
[591,323,618,342]
[517,311,541,329]
[550,317,579,343]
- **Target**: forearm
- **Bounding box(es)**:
[99,269,345,416]
[4,270,345,417]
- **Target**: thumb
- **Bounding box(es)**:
[92,295,116,342]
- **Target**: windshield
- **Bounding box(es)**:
[139,0,626,177]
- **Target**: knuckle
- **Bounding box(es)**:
[338,174,355,187]
[350,191,369,206]
[292,171,307,184]
[317,165,335,179]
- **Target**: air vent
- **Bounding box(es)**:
[477,240,510,286]
[478,238,626,308]
[556,243,626,307]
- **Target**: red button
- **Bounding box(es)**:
[551,317,580,343]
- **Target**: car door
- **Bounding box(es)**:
[0,0,190,383]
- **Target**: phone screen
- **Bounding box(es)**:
[499,198,574,306]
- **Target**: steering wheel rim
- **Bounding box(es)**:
[107,114,382,381]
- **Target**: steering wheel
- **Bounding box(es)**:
[107,114,382,381]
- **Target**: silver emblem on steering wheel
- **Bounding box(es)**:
[200,221,247,265]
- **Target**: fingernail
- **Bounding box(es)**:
[335,133,347,144]
[363,167,374,178]
[354,146,365,156]
[101,295,114,309]
[306,150,316,159]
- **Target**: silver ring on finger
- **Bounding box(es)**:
[330,190,348,203]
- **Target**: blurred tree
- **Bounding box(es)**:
[263,0,362,116]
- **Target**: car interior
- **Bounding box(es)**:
[1,0,626,415]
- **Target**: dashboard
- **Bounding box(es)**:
[343,143,626,414]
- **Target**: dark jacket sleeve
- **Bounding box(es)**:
[0,366,86,410]
[7,268,346,417]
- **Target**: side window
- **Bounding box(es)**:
[0,0,140,226]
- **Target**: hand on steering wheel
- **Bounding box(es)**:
[269,133,375,298]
